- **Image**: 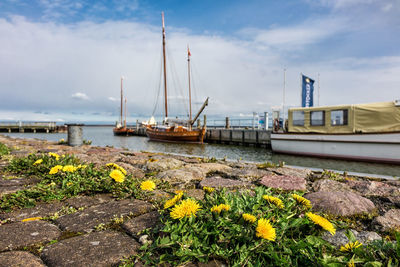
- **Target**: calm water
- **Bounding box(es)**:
[3,126,400,178]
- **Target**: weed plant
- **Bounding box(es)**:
[0,142,10,156]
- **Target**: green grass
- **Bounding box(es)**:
[0,142,10,156]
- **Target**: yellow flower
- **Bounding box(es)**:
[340,241,362,252]
[62,165,77,173]
[347,258,355,267]
[106,163,127,175]
[170,199,201,219]
[256,218,276,241]
[77,164,87,169]
[164,192,184,209]
[263,195,284,209]
[49,165,63,174]
[109,169,125,183]
[210,204,231,213]
[66,182,73,186]
[306,212,336,236]
[242,213,257,223]
[292,194,312,209]
[140,180,156,191]
[48,152,60,160]
[203,186,215,193]
[21,217,42,222]
[33,159,43,166]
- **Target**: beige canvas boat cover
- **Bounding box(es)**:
[288,101,400,134]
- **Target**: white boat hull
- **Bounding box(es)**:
[271,132,400,164]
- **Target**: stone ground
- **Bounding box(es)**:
[0,134,400,266]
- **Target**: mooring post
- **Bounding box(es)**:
[197,119,200,128]
[225,117,230,129]
[203,115,207,127]
[136,120,139,131]
[264,112,268,130]
[67,124,84,146]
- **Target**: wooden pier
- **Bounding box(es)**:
[0,122,66,133]
[205,129,271,147]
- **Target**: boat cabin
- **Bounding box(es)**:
[287,101,400,134]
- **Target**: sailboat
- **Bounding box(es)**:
[113,77,135,136]
[145,12,209,143]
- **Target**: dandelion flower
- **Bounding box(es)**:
[170,199,201,219]
[263,195,284,209]
[242,213,257,223]
[347,258,355,267]
[33,159,43,166]
[210,204,231,213]
[164,192,184,209]
[256,218,276,241]
[62,165,77,173]
[48,152,60,161]
[106,163,127,175]
[340,241,362,252]
[49,165,63,174]
[306,212,336,235]
[292,194,312,209]
[203,186,215,193]
[77,164,87,169]
[21,217,42,222]
[109,169,125,183]
[140,180,156,191]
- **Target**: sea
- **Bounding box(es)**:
[3,126,400,179]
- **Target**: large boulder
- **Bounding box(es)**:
[374,209,400,232]
[157,168,204,188]
[199,176,253,190]
[196,163,233,176]
[0,251,46,267]
[259,174,307,191]
[313,179,353,192]
[146,158,185,172]
[0,220,61,252]
[274,167,312,180]
[304,191,376,217]
[0,201,64,222]
[322,229,381,247]
[122,211,160,238]
[41,231,139,267]
[345,180,400,198]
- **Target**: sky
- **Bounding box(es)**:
[0,0,399,123]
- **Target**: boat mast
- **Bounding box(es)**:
[187,45,192,127]
[162,12,168,118]
[120,76,123,125]
[124,97,127,128]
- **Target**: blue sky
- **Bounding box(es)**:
[0,0,399,122]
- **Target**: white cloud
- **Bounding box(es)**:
[72,92,89,100]
[108,97,117,102]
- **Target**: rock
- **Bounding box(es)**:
[0,220,61,252]
[41,231,139,267]
[65,194,114,209]
[197,163,233,176]
[230,168,274,181]
[122,211,160,238]
[114,162,145,179]
[274,167,312,180]
[0,176,39,198]
[259,174,307,191]
[0,251,46,267]
[0,202,64,222]
[388,196,400,208]
[157,168,204,188]
[185,189,205,201]
[374,209,400,232]
[322,229,381,247]
[56,199,153,233]
[138,235,152,245]
[199,176,253,190]
[146,158,185,172]
[304,191,376,217]
[313,179,352,192]
[345,180,400,198]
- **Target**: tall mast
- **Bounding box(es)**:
[124,97,127,128]
[162,12,168,118]
[120,76,123,125]
[187,45,192,124]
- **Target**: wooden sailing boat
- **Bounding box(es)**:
[145,12,208,143]
[113,77,135,136]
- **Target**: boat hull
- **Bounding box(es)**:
[146,127,206,143]
[271,132,400,164]
[113,127,135,136]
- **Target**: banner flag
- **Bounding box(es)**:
[301,74,315,107]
